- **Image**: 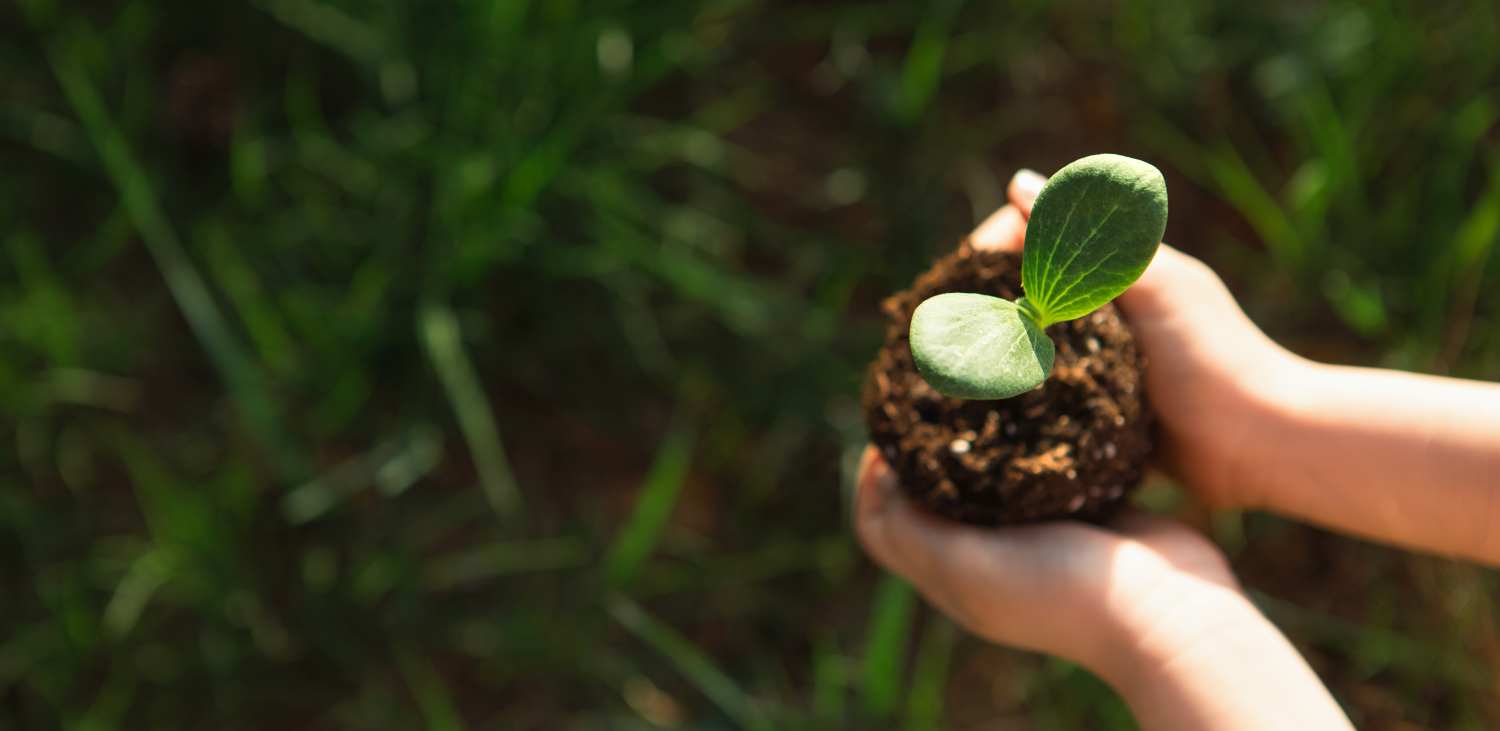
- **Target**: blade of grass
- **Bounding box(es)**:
[861,575,916,719]
[73,658,136,731]
[604,417,695,588]
[1436,159,1500,369]
[904,618,957,731]
[282,426,443,524]
[629,536,848,600]
[101,547,172,639]
[200,222,300,376]
[45,367,140,412]
[1203,142,1305,268]
[395,649,468,731]
[401,491,496,549]
[0,103,91,168]
[892,0,965,125]
[811,637,849,721]
[424,537,591,590]
[1449,159,1500,279]
[608,596,771,731]
[254,0,385,67]
[0,621,55,696]
[1297,84,1365,216]
[36,21,302,479]
[7,233,81,364]
[418,301,521,523]
[113,430,223,566]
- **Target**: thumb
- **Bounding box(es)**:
[1116,245,1244,328]
[1008,168,1046,217]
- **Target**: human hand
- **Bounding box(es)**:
[989,170,1304,509]
[854,445,1244,676]
[998,169,1500,567]
[855,449,1351,728]
[853,172,1351,727]
[852,456,1356,729]
[854,172,1252,672]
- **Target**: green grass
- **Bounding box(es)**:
[3,0,1500,728]
[604,413,695,588]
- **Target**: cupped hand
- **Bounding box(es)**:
[852,167,1298,667]
[852,169,1352,727]
[854,446,1245,678]
[996,170,1301,509]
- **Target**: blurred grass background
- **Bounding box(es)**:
[3,0,1500,728]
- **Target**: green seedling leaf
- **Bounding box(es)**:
[910,293,1054,399]
[1022,154,1168,325]
[907,153,1167,401]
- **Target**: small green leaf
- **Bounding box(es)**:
[910,293,1054,400]
[1022,154,1168,325]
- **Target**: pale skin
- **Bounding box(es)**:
[854,168,1500,729]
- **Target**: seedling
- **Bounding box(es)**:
[910,154,1168,399]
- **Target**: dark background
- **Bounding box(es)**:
[4,0,1500,728]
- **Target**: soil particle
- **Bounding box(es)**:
[862,244,1153,525]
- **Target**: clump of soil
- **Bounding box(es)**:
[863,244,1152,525]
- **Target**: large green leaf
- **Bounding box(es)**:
[1021,154,1168,325]
[909,293,1054,399]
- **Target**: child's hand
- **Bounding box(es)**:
[854,447,1352,729]
[853,446,1242,674]
[1000,168,1500,565]
[853,172,1354,727]
[857,169,1263,672]
[993,170,1300,510]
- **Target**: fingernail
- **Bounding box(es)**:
[865,457,899,516]
[1012,168,1045,197]
[847,448,898,528]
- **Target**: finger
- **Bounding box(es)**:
[853,450,985,618]
[1116,244,1244,332]
[852,446,912,576]
[854,468,1182,662]
[851,446,904,569]
[855,461,1093,617]
[1118,244,1202,307]
[882,502,1058,608]
[854,477,1032,625]
[1007,168,1046,218]
[970,167,1048,252]
[852,448,971,590]
[854,444,899,506]
[864,493,1141,659]
[969,204,1025,252]
[1109,508,1238,586]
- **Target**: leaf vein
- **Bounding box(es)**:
[1041,200,1123,306]
[1045,250,1122,313]
[1035,180,1091,299]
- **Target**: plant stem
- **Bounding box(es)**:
[1017,296,1048,327]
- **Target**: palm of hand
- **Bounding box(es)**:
[855,447,1240,669]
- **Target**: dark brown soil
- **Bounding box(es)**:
[863,244,1153,525]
